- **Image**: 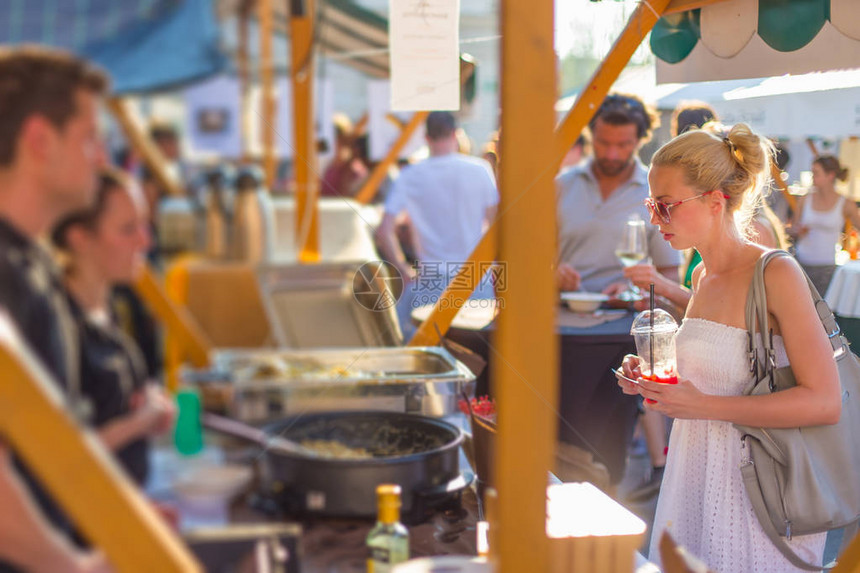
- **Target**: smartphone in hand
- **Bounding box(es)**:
[611,367,639,385]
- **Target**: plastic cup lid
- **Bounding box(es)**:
[630,308,678,334]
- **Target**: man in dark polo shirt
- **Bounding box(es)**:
[0,46,111,573]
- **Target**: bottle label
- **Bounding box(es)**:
[370,547,392,573]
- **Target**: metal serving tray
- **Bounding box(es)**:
[255,261,403,348]
[188,347,475,423]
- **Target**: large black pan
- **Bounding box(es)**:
[204,411,465,520]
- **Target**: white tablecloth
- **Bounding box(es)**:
[825,261,860,317]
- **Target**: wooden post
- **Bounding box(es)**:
[409,0,671,346]
[354,112,370,135]
[134,263,211,371]
[0,317,202,572]
[238,1,252,161]
[291,0,321,262]
[259,0,277,189]
[806,137,820,158]
[493,0,558,571]
[106,98,184,198]
[834,530,860,572]
[356,59,474,205]
[770,162,798,212]
[553,0,673,167]
[408,226,498,347]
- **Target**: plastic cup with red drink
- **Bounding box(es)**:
[630,309,679,404]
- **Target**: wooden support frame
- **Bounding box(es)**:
[664,0,731,16]
[806,137,820,158]
[237,1,252,161]
[770,162,798,212]
[134,263,212,371]
[409,0,672,347]
[291,0,321,262]
[553,0,672,168]
[107,98,184,198]
[355,112,429,205]
[492,0,558,570]
[833,532,860,572]
[354,112,369,135]
[0,317,201,572]
[355,59,474,205]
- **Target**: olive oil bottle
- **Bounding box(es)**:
[366,484,409,572]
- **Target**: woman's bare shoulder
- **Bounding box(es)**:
[763,253,809,300]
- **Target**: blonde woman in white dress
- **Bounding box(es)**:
[617,124,842,573]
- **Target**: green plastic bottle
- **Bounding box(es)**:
[174,388,203,456]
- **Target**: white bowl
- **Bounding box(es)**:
[560,292,609,313]
[393,556,490,573]
[172,464,253,504]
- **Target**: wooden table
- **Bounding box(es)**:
[824,260,860,350]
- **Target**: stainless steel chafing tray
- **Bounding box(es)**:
[185,346,476,423]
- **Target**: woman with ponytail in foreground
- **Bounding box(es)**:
[617,124,841,572]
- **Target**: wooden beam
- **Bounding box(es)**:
[291,0,321,262]
[0,317,201,573]
[554,0,672,167]
[494,0,558,570]
[664,0,731,16]
[106,98,184,198]
[409,226,497,347]
[833,530,860,573]
[355,112,428,205]
[259,0,277,189]
[238,4,252,161]
[770,162,797,212]
[134,263,211,370]
[354,112,369,135]
[409,0,671,346]
[355,56,474,206]
[806,137,820,158]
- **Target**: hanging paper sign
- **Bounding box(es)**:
[389,0,461,112]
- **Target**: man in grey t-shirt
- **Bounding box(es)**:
[556,94,680,294]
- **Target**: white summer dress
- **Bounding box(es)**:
[648,318,826,573]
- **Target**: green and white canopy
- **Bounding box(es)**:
[652,0,860,82]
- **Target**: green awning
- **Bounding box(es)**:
[652,0,856,65]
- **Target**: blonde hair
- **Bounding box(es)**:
[651,123,775,238]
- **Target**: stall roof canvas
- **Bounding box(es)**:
[653,0,860,83]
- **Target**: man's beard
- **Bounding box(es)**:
[594,158,632,177]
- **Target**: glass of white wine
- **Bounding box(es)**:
[614,217,647,301]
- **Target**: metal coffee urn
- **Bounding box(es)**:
[202,166,233,259]
[231,165,276,263]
